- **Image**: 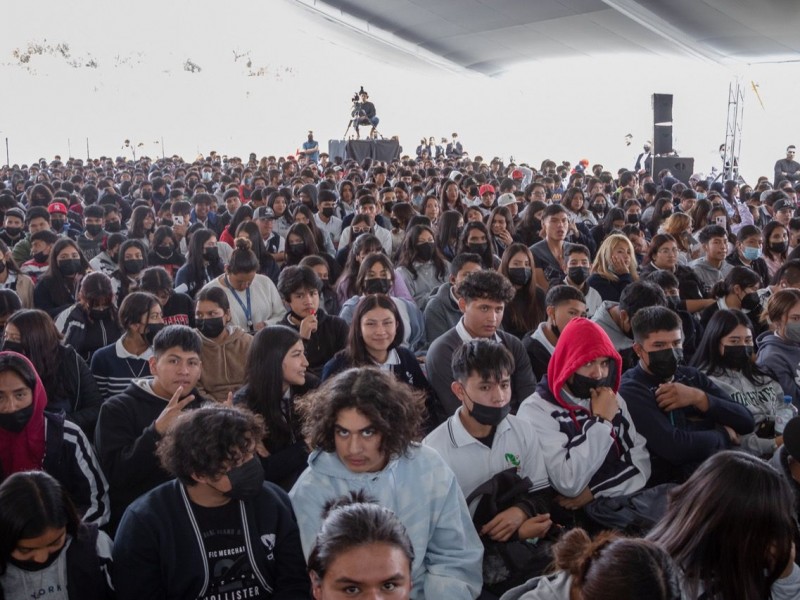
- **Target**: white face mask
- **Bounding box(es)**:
[202,171,212,181]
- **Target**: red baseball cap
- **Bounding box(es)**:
[479,184,495,196]
[47,203,67,215]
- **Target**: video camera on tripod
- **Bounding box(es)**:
[351,86,366,117]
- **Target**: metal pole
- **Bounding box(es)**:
[68,138,72,158]
[4,138,8,167]
[86,138,90,161]
[161,136,165,159]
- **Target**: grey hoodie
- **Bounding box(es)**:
[708,369,784,456]
[500,572,571,600]
[690,257,733,296]
[756,331,800,406]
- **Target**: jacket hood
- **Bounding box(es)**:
[0,351,48,473]
[756,330,800,351]
[548,317,622,406]
[307,447,401,482]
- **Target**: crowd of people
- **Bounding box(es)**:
[1,146,800,599]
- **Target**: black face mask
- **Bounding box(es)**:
[156,245,174,259]
[364,278,391,295]
[288,242,306,257]
[197,316,226,339]
[591,205,606,216]
[4,226,21,238]
[568,372,614,399]
[467,395,511,426]
[662,209,673,218]
[568,266,590,285]
[721,345,753,370]
[202,246,219,263]
[0,403,34,433]
[85,223,103,237]
[51,219,65,231]
[416,242,435,262]
[144,323,165,346]
[224,456,265,500]
[1,339,24,355]
[667,296,682,310]
[507,267,531,286]
[769,241,788,254]
[57,258,82,277]
[468,242,488,254]
[741,292,761,312]
[7,543,65,572]
[33,251,48,264]
[105,221,122,233]
[646,347,683,381]
[626,213,640,224]
[123,259,145,274]
[321,206,335,218]
[89,307,110,321]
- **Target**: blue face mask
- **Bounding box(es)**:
[696,193,706,200]
[742,246,762,261]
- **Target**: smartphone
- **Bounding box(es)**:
[173,215,185,226]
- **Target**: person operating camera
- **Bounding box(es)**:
[351,89,379,139]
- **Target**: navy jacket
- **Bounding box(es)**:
[113,480,310,600]
[620,364,755,484]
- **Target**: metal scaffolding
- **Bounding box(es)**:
[722,81,744,182]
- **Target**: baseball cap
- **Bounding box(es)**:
[254,206,276,220]
[774,199,795,213]
[511,169,524,180]
[479,184,495,197]
[497,193,517,208]
[47,203,67,216]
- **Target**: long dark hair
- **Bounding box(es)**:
[128,205,154,240]
[292,204,329,252]
[457,221,495,268]
[648,451,795,600]
[0,471,81,574]
[690,309,772,386]
[285,223,320,266]
[228,204,254,238]
[242,325,302,449]
[498,243,545,333]
[336,234,383,299]
[44,238,89,302]
[343,294,404,366]
[5,309,63,401]
[185,228,224,295]
[439,179,464,213]
[435,210,463,256]
[113,239,148,302]
[396,224,447,280]
[236,221,276,276]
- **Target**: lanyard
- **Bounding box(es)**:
[224,276,253,331]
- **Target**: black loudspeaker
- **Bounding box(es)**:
[653,156,694,185]
[653,125,673,156]
[653,93,673,124]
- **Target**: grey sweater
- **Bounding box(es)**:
[423,283,462,345]
[426,323,536,416]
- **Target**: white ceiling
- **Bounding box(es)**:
[293,0,800,76]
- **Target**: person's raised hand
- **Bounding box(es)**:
[299,311,318,340]
[154,385,195,435]
[590,387,619,422]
